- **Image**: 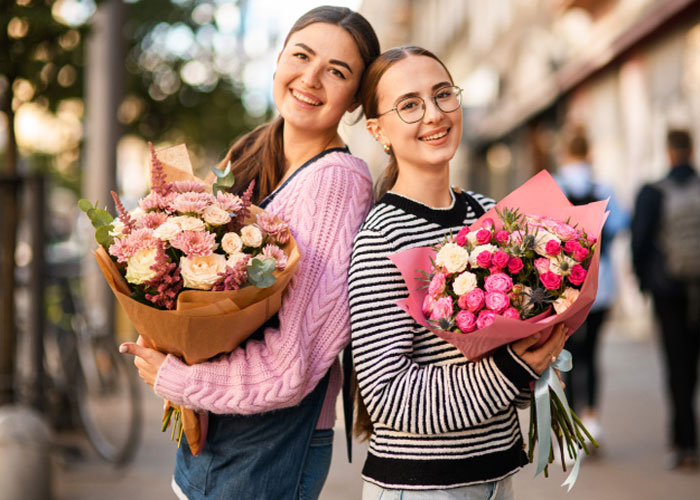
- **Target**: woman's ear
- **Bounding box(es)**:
[366,118,386,145]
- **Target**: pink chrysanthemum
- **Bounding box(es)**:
[215,192,244,213]
[256,212,290,244]
[108,227,160,263]
[170,192,214,214]
[261,244,287,270]
[139,192,167,212]
[170,230,217,257]
[172,180,207,193]
[137,211,168,230]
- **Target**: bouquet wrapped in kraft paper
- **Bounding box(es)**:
[388,170,609,489]
[86,144,300,456]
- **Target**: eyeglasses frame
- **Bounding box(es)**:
[375,85,464,124]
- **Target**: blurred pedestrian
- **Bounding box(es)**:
[555,127,629,448]
[119,6,379,500]
[631,128,700,471]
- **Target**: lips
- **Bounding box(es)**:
[419,128,449,142]
[291,89,322,106]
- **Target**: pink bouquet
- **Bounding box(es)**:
[389,170,608,488]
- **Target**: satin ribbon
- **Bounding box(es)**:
[533,348,581,491]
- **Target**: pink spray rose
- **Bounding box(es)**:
[491,250,510,269]
[428,273,447,298]
[476,228,492,245]
[476,310,497,329]
[534,257,550,275]
[485,291,510,313]
[484,272,513,293]
[545,239,562,256]
[463,288,485,312]
[454,226,471,247]
[564,240,581,255]
[540,271,562,290]
[495,230,510,245]
[422,294,435,316]
[568,264,587,285]
[481,218,495,229]
[503,307,521,320]
[573,247,589,262]
[456,310,477,333]
[476,250,493,268]
[430,296,454,321]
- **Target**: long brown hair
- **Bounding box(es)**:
[220,6,379,203]
[359,46,455,201]
[353,46,454,442]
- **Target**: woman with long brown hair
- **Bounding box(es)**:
[348,46,566,499]
[119,6,379,500]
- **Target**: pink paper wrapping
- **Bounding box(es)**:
[388,170,609,361]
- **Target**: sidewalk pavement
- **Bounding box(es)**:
[52,321,700,499]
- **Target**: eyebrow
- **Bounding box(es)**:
[394,81,453,103]
[293,43,354,74]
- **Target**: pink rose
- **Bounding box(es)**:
[495,230,510,245]
[481,218,495,229]
[534,257,550,275]
[568,264,587,285]
[464,288,485,312]
[503,307,521,319]
[422,294,435,316]
[484,272,513,293]
[476,228,492,244]
[476,250,493,268]
[573,247,589,262]
[456,310,477,333]
[485,291,510,313]
[428,273,447,298]
[491,250,510,269]
[564,240,580,255]
[430,296,454,321]
[540,271,562,290]
[476,310,497,329]
[507,257,524,274]
[455,226,470,247]
[545,240,562,256]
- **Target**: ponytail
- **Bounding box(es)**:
[218,116,285,204]
[374,154,398,200]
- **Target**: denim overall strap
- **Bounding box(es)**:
[173,371,331,500]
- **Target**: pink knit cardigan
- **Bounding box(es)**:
[154,151,373,429]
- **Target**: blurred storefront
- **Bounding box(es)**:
[353,0,700,333]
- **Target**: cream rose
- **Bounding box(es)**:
[125,247,159,285]
[435,243,469,274]
[202,204,230,226]
[180,254,227,290]
[226,252,248,268]
[171,215,206,232]
[240,225,263,248]
[453,271,478,296]
[221,232,244,255]
[553,287,580,314]
[109,218,126,237]
[153,220,181,241]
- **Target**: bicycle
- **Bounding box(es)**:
[39,251,142,465]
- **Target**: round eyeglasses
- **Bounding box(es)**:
[376,85,463,124]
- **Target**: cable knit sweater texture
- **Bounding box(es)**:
[154,150,373,429]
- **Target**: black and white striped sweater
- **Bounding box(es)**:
[349,189,539,490]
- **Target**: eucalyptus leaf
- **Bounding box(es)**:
[95,225,115,250]
[247,257,277,288]
[78,199,94,213]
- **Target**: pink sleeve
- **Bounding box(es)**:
[154,158,373,414]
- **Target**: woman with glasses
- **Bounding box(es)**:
[348,46,566,499]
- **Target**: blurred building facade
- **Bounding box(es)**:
[352,0,700,331]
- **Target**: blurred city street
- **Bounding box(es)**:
[52,316,700,500]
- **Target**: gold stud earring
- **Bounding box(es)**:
[383,144,391,155]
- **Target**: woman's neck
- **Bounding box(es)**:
[281,123,344,175]
[391,162,452,208]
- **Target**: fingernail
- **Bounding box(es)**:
[119,344,128,354]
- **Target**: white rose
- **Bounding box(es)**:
[202,204,231,226]
[109,218,126,237]
[153,220,181,241]
[171,215,205,232]
[240,225,263,248]
[125,248,159,285]
[468,244,497,267]
[180,254,227,290]
[553,287,580,314]
[129,207,145,221]
[466,231,480,247]
[453,271,478,296]
[221,232,243,255]
[226,252,248,268]
[435,242,469,274]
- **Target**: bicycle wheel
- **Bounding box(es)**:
[73,332,142,465]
